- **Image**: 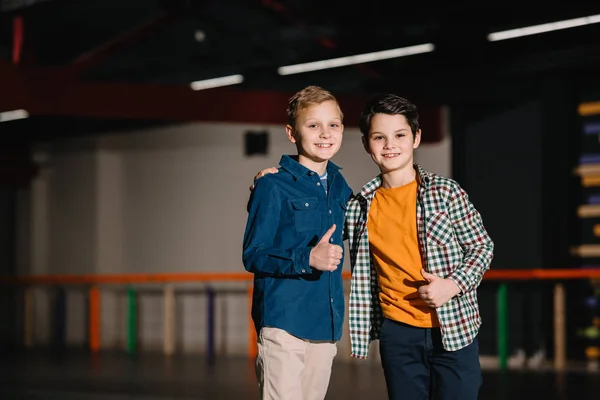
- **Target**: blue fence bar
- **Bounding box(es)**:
[207,286,215,365]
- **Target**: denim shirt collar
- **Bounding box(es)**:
[279,155,341,181]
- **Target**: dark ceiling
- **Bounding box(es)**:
[2,1,600,183]
[3,0,600,96]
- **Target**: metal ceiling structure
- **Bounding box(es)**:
[1,0,600,186]
[2,1,600,130]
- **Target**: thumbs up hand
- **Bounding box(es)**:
[417,269,461,308]
[309,224,343,272]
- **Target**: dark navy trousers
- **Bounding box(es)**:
[379,318,482,400]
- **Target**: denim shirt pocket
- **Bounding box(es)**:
[290,197,321,232]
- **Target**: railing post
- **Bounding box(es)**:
[127,286,137,355]
[248,285,257,359]
[89,286,100,353]
[54,286,66,349]
[554,283,566,371]
[163,284,175,356]
[497,283,508,370]
[24,286,33,347]
[206,285,215,365]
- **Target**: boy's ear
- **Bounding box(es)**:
[285,125,296,143]
[361,135,370,154]
[413,129,422,149]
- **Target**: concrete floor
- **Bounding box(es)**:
[0,349,599,399]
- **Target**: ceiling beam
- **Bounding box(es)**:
[0,63,444,142]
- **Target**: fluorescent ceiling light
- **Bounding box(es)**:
[277,43,435,75]
[488,14,600,41]
[190,74,244,91]
[0,109,29,122]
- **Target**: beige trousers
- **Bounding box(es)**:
[255,327,338,400]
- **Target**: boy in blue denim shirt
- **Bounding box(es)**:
[243,85,353,400]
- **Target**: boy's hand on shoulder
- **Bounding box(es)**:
[309,224,342,272]
[418,269,461,308]
[249,167,278,191]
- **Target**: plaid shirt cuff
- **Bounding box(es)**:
[447,268,470,297]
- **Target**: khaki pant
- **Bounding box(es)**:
[256,327,338,400]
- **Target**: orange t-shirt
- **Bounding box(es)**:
[367,179,439,327]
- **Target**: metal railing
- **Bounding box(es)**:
[2,268,600,370]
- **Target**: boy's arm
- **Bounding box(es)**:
[243,178,341,276]
[445,185,494,295]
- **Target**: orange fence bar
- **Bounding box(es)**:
[248,286,257,359]
[484,268,600,280]
[1,268,600,285]
[89,286,100,353]
[0,272,254,285]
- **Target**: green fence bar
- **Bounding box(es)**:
[497,283,508,370]
[127,286,137,354]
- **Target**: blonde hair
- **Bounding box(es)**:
[287,85,343,130]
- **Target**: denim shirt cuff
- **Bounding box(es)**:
[293,247,313,275]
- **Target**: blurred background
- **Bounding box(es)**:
[1,1,600,399]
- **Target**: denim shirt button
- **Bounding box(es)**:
[305,203,309,207]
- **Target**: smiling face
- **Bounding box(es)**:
[363,113,421,174]
[286,99,344,172]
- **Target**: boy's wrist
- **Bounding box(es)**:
[446,273,467,297]
[447,279,462,297]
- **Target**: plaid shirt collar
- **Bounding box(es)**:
[358,163,432,199]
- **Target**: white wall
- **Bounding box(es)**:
[23,117,450,357]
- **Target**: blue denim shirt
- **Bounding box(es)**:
[243,155,353,341]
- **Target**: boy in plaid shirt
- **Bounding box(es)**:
[346,93,494,400]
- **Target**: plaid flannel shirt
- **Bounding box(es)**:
[345,163,494,359]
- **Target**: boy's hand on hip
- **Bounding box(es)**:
[418,269,460,308]
[309,224,342,271]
